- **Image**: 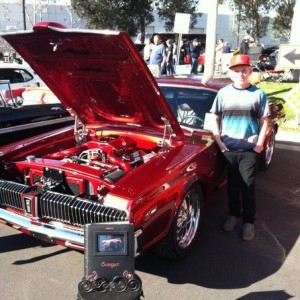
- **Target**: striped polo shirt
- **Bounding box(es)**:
[210,84,271,150]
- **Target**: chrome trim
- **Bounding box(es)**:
[158,82,219,93]
[0,208,84,245]
[0,116,74,134]
[0,208,143,256]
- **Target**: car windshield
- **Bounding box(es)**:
[0,68,33,83]
[160,86,217,129]
[0,80,11,107]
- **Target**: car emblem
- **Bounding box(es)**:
[23,196,32,215]
[22,192,38,217]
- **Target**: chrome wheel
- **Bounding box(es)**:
[176,188,201,249]
[265,131,275,165]
[153,185,203,259]
[260,129,275,170]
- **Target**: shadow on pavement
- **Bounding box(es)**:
[12,247,70,265]
[0,230,54,253]
[136,140,300,290]
[235,290,293,300]
[0,230,72,264]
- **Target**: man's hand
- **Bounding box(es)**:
[253,145,264,153]
[220,142,229,152]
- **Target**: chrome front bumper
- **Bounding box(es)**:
[0,208,143,255]
[0,208,84,246]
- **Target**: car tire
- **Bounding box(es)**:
[153,184,204,259]
[259,129,276,170]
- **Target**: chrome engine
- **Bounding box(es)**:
[9,135,158,200]
[0,135,160,227]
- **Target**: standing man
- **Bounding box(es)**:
[215,38,225,72]
[215,38,225,53]
[149,34,167,77]
[143,38,153,64]
[165,39,174,75]
[179,40,188,65]
[189,38,201,75]
[239,36,251,54]
[210,54,270,241]
[223,42,231,53]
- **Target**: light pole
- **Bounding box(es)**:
[22,0,26,30]
[290,0,300,44]
[201,0,218,84]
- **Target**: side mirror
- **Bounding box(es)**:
[0,80,24,108]
[13,96,24,108]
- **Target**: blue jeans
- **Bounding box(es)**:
[223,150,259,224]
[190,57,198,74]
[166,62,174,75]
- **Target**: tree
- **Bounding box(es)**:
[154,0,201,32]
[229,0,273,44]
[270,0,295,40]
[71,0,154,42]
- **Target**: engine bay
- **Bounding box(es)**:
[11,135,162,201]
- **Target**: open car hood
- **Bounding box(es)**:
[1,22,183,136]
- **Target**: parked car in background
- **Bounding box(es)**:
[0,62,45,88]
[0,23,285,260]
[0,80,73,146]
[259,46,279,70]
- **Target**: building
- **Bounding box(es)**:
[0,0,84,31]
[0,1,281,52]
[145,2,282,49]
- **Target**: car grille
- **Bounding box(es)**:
[40,191,128,226]
[0,180,31,211]
[0,180,128,227]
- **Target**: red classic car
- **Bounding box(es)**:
[0,23,284,259]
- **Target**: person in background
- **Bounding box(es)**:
[210,54,270,241]
[143,38,153,64]
[216,38,225,53]
[239,36,251,54]
[189,38,201,75]
[179,40,188,65]
[215,38,225,71]
[165,39,174,75]
[0,52,5,61]
[223,42,231,53]
[172,40,178,65]
[148,34,167,77]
